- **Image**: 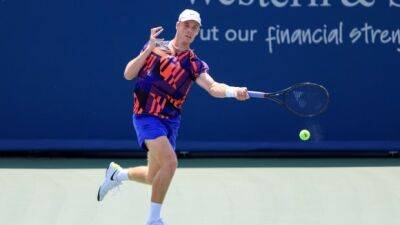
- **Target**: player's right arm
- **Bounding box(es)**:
[124,27,164,80]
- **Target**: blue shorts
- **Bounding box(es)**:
[132,114,181,151]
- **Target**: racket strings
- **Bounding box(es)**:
[285,85,329,116]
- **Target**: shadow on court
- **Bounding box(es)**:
[0,157,399,169]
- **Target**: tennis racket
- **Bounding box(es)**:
[248,82,329,117]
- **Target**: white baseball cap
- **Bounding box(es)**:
[178,9,201,26]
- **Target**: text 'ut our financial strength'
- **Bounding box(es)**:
[199,22,400,54]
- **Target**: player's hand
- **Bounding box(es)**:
[236,87,249,101]
[148,26,164,50]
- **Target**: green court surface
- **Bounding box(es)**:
[0,157,399,225]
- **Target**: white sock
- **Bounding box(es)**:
[116,169,129,181]
[147,202,162,223]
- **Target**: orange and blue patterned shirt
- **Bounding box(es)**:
[133,41,209,119]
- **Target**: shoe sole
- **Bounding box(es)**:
[97,163,113,202]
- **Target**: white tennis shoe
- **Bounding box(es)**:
[97,162,122,201]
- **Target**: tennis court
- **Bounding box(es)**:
[2,1,400,225]
[1,157,399,225]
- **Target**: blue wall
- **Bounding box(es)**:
[1,0,400,151]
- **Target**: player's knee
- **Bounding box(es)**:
[163,158,178,174]
[146,175,155,184]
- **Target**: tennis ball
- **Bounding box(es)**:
[299,129,310,141]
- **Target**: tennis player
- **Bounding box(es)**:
[97,9,249,225]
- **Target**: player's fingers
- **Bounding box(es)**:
[153,28,164,38]
[151,26,163,32]
[236,89,244,101]
[242,87,250,99]
[238,87,249,100]
[150,26,163,35]
[238,96,246,101]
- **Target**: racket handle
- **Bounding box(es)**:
[248,91,267,98]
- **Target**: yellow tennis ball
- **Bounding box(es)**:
[299,129,310,141]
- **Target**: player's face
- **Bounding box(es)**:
[176,20,200,44]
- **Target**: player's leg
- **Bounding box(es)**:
[145,136,177,203]
[122,151,160,184]
[144,136,177,224]
[145,150,162,184]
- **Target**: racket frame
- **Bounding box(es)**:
[248,82,329,117]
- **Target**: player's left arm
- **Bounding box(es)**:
[196,72,249,101]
